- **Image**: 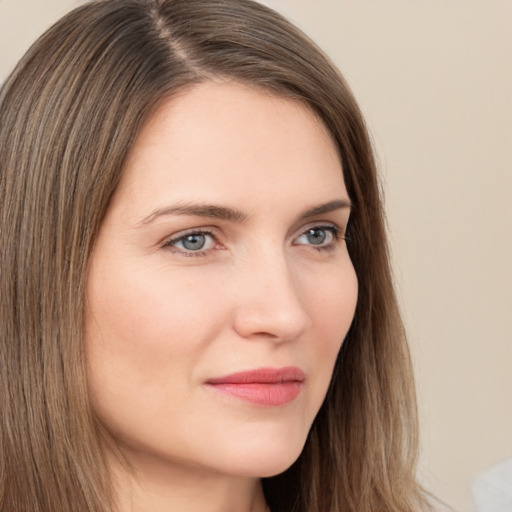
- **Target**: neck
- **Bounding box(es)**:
[108,449,268,512]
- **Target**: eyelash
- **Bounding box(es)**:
[162,224,347,257]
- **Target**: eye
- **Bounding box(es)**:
[294,225,340,249]
[163,230,217,255]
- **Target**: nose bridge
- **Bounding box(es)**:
[232,244,311,341]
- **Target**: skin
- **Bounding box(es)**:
[85,80,358,512]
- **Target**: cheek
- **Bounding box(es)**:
[86,261,227,358]
[307,257,358,343]
[84,265,239,461]
[84,262,230,418]
[301,258,358,384]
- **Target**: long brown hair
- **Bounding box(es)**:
[0,1,429,510]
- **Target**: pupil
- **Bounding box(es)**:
[183,234,205,250]
[307,228,326,245]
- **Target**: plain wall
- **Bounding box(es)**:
[1,1,511,511]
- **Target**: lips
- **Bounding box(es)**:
[205,367,305,406]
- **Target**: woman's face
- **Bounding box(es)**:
[85,81,358,479]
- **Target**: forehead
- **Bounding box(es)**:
[113,80,346,218]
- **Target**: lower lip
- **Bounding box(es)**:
[206,382,303,406]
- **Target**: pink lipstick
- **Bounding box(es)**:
[205,367,305,406]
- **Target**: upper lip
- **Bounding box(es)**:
[206,366,306,385]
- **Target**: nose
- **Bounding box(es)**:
[231,251,311,342]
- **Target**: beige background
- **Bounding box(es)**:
[1,1,511,511]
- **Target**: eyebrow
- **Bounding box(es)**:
[296,199,352,221]
[139,198,352,225]
[140,202,248,224]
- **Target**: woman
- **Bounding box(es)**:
[0,0,430,511]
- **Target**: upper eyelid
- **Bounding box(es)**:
[293,221,343,238]
[163,220,345,237]
[164,222,341,238]
[293,209,349,230]
[162,227,218,245]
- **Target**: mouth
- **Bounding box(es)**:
[205,367,305,406]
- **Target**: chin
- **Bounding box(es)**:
[212,427,308,478]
